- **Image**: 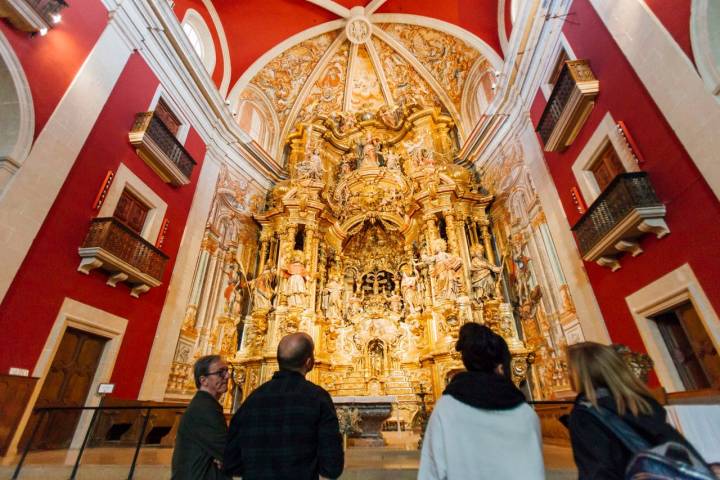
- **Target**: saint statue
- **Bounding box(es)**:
[249,264,275,311]
[297,147,324,180]
[422,239,463,302]
[322,274,344,320]
[282,250,309,308]
[359,132,380,168]
[400,263,422,314]
[384,149,401,171]
[469,244,502,302]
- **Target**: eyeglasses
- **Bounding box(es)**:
[205,368,230,378]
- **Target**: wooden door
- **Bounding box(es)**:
[23,328,107,450]
[113,188,149,234]
[675,303,720,389]
[590,142,625,191]
[654,302,720,390]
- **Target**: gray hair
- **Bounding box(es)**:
[193,354,222,388]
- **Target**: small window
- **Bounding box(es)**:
[113,188,150,234]
[589,141,625,191]
[653,302,720,390]
[154,98,182,136]
[548,49,569,90]
[182,22,203,59]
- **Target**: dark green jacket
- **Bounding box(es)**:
[172,391,231,480]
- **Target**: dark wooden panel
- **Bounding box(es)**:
[0,374,38,456]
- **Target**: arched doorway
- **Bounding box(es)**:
[0,30,34,192]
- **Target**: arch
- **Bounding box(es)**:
[0,30,34,192]
[461,59,496,129]
[181,8,217,75]
[691,0,720,98]
[228,15,503,105]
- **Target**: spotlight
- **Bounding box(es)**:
[39,27,48,36]
[51,13,62,24]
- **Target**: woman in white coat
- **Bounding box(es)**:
[418,323,545,480]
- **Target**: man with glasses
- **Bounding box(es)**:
[172,355,231,480]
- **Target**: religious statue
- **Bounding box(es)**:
[297,147,324,180]
[400,263,422,314]
[368,340,384,378]
[384,149,402,171]
[378,104,403,129]
[359,132,380,168]
[422,239,462,302]
[469,244,502,302]
[282,250,309,308]
[322,273,345,321]
[249,264,275,311]
[389,290,403,314]
[510,237,532,303]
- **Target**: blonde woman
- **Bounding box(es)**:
[566,342,707,479]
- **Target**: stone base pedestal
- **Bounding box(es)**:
[334,396,395,447]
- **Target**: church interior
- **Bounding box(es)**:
[0,0,719,477]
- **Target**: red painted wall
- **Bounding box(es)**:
[0,0,107,136]
[644,0,694,63]
[210,0,502,88]
[173,0,224,87]
[0,53,206,399]
[530,0,720,359]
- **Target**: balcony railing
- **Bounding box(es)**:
[536,60,599,152]
[0,0,67,33]
[572,172,669,271]
[129,112,196,186]
[78,217,169,297]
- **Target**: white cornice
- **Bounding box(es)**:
[107,0,281,186]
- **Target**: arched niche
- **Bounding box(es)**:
[0,30,34,192]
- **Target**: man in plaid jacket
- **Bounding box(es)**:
[224,332,344,480]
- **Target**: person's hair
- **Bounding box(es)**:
[567,342,652,416]
[277,334,314,371]
[194,354,222,389]
[455,323,510,375]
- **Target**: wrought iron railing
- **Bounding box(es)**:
[536,60,598,147]
[572,173,663,256]
[81,217,169,281]
[131,112,196,179]
[537,65,575,145]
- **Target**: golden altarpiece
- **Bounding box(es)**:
[198,105,533,425]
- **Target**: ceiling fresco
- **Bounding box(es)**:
[242,22,494,156]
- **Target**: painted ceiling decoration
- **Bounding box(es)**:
[237,3,498,159]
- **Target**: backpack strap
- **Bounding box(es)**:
[578,401,650,454]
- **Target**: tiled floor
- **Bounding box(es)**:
[1,440,577,479]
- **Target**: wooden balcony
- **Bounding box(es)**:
[536,60,599,152]
[572,172,669,271]
[78,217,169,297]
[128,112,196,186]
[0,0,66,33]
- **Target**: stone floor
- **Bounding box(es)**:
[1,435,577,479]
